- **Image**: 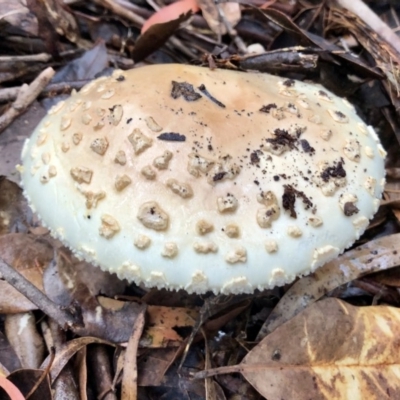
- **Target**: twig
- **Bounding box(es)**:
[0,53,51,63]
[0,79,91,104]
[0,257,83,330]
[336,0,400,55]
[216,3,247,54]
[0,67,55,133]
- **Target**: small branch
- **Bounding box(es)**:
[0,257,83,330]
[0,53,51,63]
[0,67,55,133]
[0,79,91,104]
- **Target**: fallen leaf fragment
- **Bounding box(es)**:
[0,233,54,314]
[257,233,400,340]
[137,348,179,387]
[132,10,193,62]
[195,298,400,400]
[141,305,198,348]
[141,0,199,33]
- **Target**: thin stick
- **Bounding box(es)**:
[0,67,55,133]
[0,79,91,103]
[121,304,146,400]
[0,53,51,63]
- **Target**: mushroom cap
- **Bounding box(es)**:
[19,64,386,294]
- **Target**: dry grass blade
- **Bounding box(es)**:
[257,233,400,340]
[121,304,146,400]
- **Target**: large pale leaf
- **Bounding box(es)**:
[242,298,400,400]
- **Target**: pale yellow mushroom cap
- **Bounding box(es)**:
[19,64,386,294]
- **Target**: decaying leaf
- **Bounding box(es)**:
[370,266,400,288]
[0,233,53,313]
[242,298,400,400]
[141,305,198,348]
[257,233,400,340]
[137,348,179,387]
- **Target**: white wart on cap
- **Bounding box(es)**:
[19,64,386,294]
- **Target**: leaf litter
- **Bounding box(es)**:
[1,0,400,399]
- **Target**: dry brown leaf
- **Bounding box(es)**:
[0,233,53,313]
[242,298,400,400]
[137,347,179,387]
[89,297,148,343]
[141,305,198,348]
[257,233,400,340]
[370,266,400,287]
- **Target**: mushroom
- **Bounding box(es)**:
[18,64,386,294]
